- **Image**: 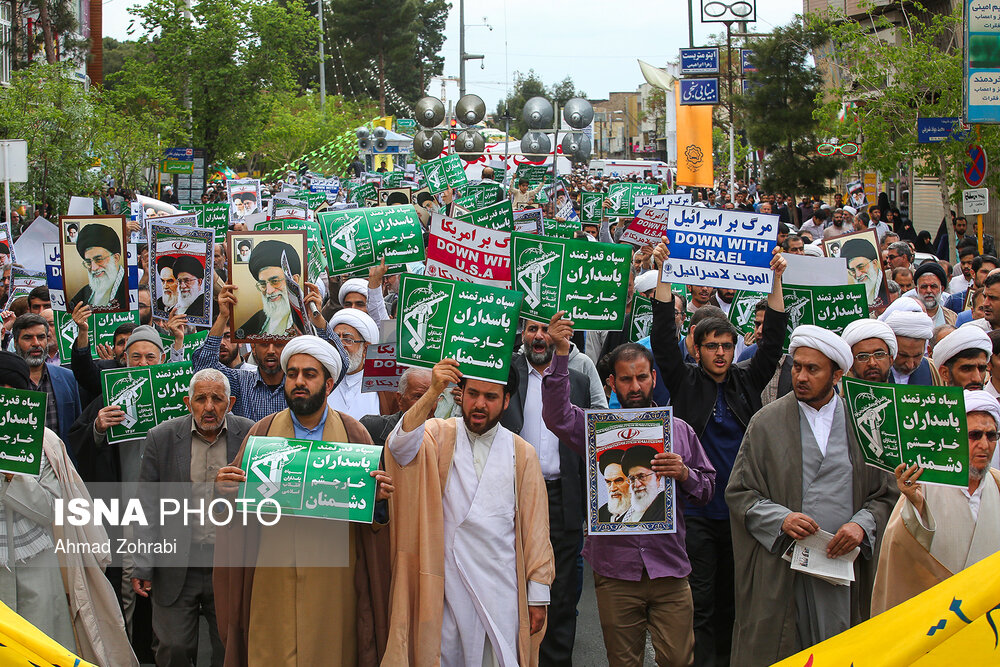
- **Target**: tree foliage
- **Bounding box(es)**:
[494,70,586,137]
[807,1,987,208]
[736,21,844,198]
[0,63,96,211]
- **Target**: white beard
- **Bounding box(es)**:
[629,476,666,517]
[88,257,121,305]
[162,290,178,308]
[262,288,292,334]
[177,282,202,311]
[607,493,630,517]
[347,346,365,374]
[856,264,882,304]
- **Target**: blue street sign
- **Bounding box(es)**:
[164,147,194,159]
[680,78,719,105]
[917,117,968,143]
[741,49,757,74]
[680,48,720,75]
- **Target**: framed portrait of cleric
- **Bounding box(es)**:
[149,222,214,326]
[228,178,262,223]
[378,187,412,207]
[584,407,676,535]
[227,230,310,343]
[821,228,888,314]
[60,215,131,313]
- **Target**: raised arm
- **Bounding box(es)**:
[541,311,587,456]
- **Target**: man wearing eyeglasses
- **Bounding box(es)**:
[239,240,305,338]
[70,222,129,311]
[650,238,789,667]
[841,237,886,312]
[871,390,1000,614]
[840,319,896,383]
[171,255,205,318]
[325,308,380,420]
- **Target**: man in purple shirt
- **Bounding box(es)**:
[542,311,716,667]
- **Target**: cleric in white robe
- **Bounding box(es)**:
[726,325,897,666]
[871,390,1000,614]
[326,308,380,420]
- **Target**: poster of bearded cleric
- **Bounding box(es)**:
[228,230,311,342]
[228,178,262,223]
[821,229,888,314]
[60,215,131,313]
[584,407,676,535]
[149,222,214,326]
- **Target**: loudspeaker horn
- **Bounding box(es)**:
[356,127,370,139]
[374,137,388,152]
[415,96,446,128]
[456,94,486,126]
[412,129,444,160]
[358,137,371,151]
[455,130,485,158]
[562,132,592,161]
[373,126,387,139]
[562,98,594,129]
[522,97,553,130]
[520,131,551,156]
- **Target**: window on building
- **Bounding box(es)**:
[0,3,10,85]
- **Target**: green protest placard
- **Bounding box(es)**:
[510,233,631,330]
[293,190,327,209]
[630,294,653,341]
[0,388,46,476]
[100,362,193,445]
[453,194,479,210]
[396,274,522,383]
[457,199,513,232]
[53,310,142,364]
[159,330,209,361]
[464,182,504,208]
[318,205,425,275]
[842,378,970,488]
[194,204,231,243]
[781,283,868,351]
[543,217,583,239]
[381,172,404,188]
[516,164,549,187]
[728,290,767,338]
[349,182,378,205]
[255,218,327,283]
[607,182,659,216]
[580,192,605,224]
[239,437,380,523]
[420,155,467,194]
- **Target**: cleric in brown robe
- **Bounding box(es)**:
[212,335,392,667]
[726,325,896,666]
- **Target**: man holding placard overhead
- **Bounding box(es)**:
[871,390,1000,614]
[650,237,788,667]
[383,358,554,667]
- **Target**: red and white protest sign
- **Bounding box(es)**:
[362,343,404,393]
[619,206,671,247]
[425,213,512,287]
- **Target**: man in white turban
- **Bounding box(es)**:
[872,390,1000,615]
[726,324,895,665]
[841,319,898,383]
[932,323,993,391]
[213,334,394,666]
[884,310,937,386]
[326,308,380,420]
[338,267,391,332]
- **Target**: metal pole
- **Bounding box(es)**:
[727,22,735,196]
[317,0,326,112]
[459,0,466,98]
[3,143,10,235]
[688,0,694,47]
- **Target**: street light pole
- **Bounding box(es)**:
[317,0,326,112]
[727,21,735,196]
[459,0,465,98]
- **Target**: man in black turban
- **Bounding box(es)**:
[69,222,128,311]
[172,254,206,318]
[621,444,667,523]
[154,255,176,311]
[238,239,304,338]
[597,448,632,523]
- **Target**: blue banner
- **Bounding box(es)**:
[917,117,967,143]
[680,78,719,105]
[661,205,778,291]
[741,49,757,74]
[680,48,720,74]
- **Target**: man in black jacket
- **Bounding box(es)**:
[501,326,592,667]
[650,239,789,667]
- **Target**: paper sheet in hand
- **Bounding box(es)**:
[782,529,858,586]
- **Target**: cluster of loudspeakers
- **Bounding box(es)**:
[363,93,594,162]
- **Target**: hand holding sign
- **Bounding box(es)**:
[549,310,575,356]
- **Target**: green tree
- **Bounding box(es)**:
[101,38,154,87]
[0,63,96,211]
[494,70,584,137]
[414,0,450,95]
[736,21,844,200]
[328,0,418,115]
[11,0,86,68]
[808,1,983,210]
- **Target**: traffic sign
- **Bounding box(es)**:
[963,188,989,216]
[964,144,988,188]
[396,118,416,131]
[161,160,194,175]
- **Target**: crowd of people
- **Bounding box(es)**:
[0,164,997,667]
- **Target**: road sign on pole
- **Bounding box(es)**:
[964,144,988,187]
[963,187,989,215]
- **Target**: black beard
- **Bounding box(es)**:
[523,341,554,366]
[286,387,326,417]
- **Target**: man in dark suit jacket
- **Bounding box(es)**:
[132,369,254,667]
[501,323,592,667]
[360,367,433,447]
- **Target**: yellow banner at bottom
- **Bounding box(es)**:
[772,550,1000,666]
[0,600,97,667]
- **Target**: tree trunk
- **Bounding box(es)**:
[36,0,57,64]
[938,153,950,220]
[378,51,385,116]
